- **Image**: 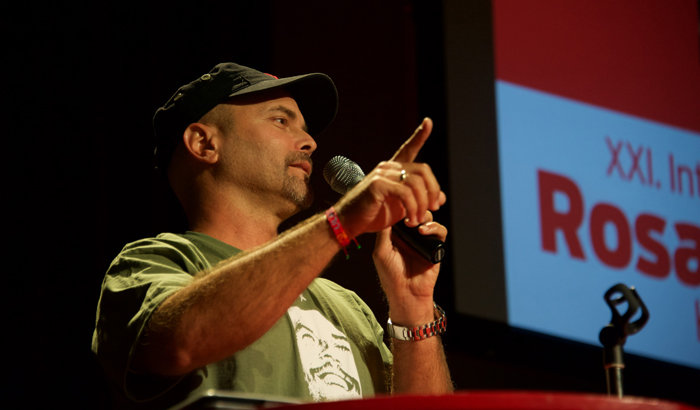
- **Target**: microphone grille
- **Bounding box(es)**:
[323,155,365,194]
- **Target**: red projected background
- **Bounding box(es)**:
[493,0,700,134]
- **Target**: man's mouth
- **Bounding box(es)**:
[289,161,312,175]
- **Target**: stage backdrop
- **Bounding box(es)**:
[447,0,700,371]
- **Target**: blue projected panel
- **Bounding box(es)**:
[497,80,700,369]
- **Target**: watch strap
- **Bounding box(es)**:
[387,303,446,341]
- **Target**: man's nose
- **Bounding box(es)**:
[296,130,317,154]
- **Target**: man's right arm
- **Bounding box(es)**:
[131,213,343,376]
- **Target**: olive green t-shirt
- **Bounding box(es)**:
[92,231,392,409]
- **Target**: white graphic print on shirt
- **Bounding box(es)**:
[287,306,362,401]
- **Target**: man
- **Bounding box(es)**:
[92,62,452,409]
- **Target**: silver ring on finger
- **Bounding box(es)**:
[399,169,407,182]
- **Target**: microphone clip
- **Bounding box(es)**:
[598,283,649,398]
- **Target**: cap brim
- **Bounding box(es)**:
[228,73,338,137]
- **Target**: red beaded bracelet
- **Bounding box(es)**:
[325,207,360,259]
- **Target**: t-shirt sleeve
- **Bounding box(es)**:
[91,234,210,401]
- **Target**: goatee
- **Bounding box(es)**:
[284,152,314,209]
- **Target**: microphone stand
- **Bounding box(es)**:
[598,283,649,398]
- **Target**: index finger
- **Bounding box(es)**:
[390,117,433,163]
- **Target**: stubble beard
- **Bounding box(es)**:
[282,173,314,210]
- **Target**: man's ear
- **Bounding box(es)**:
[182,123,219,164]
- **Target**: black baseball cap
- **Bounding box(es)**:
[152,62,338,171]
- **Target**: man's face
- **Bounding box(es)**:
[211,90,317,214]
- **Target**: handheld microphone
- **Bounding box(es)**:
[323,155,446,264]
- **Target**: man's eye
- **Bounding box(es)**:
[274,117,287,125]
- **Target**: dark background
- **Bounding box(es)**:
[6,1,698,408]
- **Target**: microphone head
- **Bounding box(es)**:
[323,155,365,194]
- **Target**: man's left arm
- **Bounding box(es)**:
[370,118,454,393]
[373,219,454,394]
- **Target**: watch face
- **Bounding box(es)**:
[387,320,401,340]
[388,322,411,341]
[387,320,398,339]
